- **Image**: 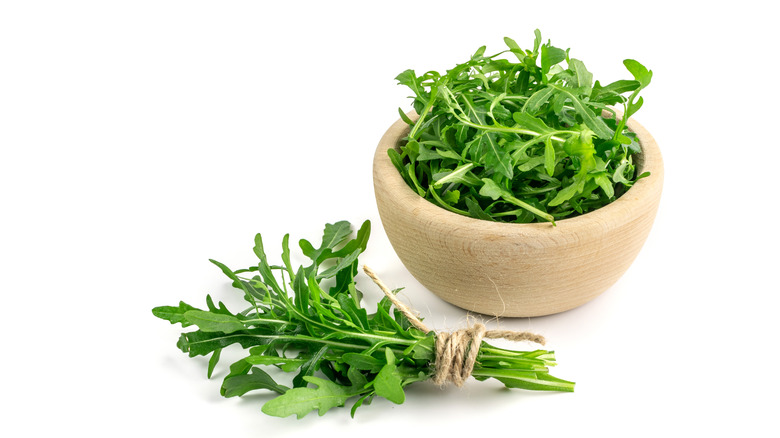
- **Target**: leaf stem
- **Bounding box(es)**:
[502,194,556,224]
[449,111,571,143]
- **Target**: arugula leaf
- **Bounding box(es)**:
[479,132,513,179]
[544,137,556,176]
[549,176,585,207]
[623,59,652,88]
[522,86,554,114]
[207,348,221,379]
[261,376,364,419]
[299,220,352,267]
[183,310,246,334]
[293,346,328,388]
[245,355,307,372]
[373,348,405,404]
[222,367,289,397]
[540,43,567,77]
[568,58,593,92]
[478,178,505,200]
[503,36,525,62]
[152,301,197,327]
[343,353,383,373]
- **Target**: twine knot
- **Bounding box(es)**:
[362,266,546,387]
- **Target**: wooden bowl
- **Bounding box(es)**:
[372,114,664,317]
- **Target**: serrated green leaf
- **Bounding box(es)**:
[331,219,370,258]
[435,147,462,161]
[568,58,593,93]
[491,369,575,392]
[548,176,584,207]
[516,156,545,172]
[544,137,555,176]
[207,348,221,379]
[478,133,513,179]
[178,330,269,357]
[504,36,525,61]
[251,234,284,293]
[465,197,495,221]
[152,301,197,326]
[395,69,422,99]
[281,233,293,277]
[513,111,554,134]
[626,95,644,119]
[350,393,374,418]
[343,353,383,373]
[478,178,506,200]
[318,247,363,280]
[222,367,289,397]
[336,292,369,330]
[613,161,634,186]
[398,107,415,125]
[541,44,566,76]
[209,259,262,307]
[594,174,615,198]
[292,266,309,312]
[320,221,352,252]
[442,189,460,204]
[552,86,613,139]
[590,79,639,104]
[623,59,652,88]
[184,310,246,334]
[387,148,405,175]
[346,366,369,389]
[522,86,554,114]
[563,132,596,157]
[300,221,353,267]
[245,355,307,372]
[261,376,363,419]
[416,143,443,161]
[373,348,405,404]
[293,346,328,388]
[220,358,252,396]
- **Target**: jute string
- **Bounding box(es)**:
[362,266,546,387]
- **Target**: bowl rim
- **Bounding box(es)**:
[373,112,664,238]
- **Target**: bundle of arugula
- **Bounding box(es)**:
[153,220,573,418]
[392,30,652,224]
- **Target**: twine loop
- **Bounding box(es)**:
[362,265,546,387]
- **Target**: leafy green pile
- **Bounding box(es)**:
[391,30,652,224]
[153,220,573,418]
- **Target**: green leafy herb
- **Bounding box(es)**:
[153,220,573,418]
[392,30,652,224]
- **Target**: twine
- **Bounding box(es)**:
[362,265,546,387]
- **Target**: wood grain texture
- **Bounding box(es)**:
[373,114,664,317]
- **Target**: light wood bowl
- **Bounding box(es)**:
[373,114,663,317]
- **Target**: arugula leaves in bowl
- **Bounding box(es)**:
[391,30,652,225]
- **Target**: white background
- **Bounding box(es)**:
[2,1,778,436]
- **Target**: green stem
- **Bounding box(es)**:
[471,368,575,392]
[242,318,294,326]
[502,194,556,225]
[450,111,571,143]
[409,86,439,140]
[428,187,469,216]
